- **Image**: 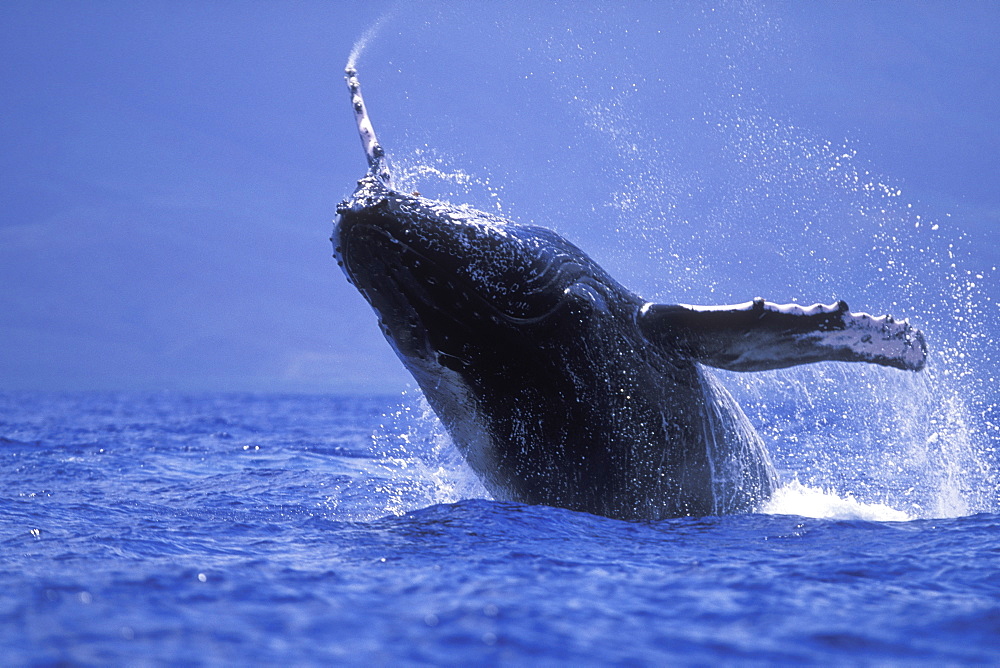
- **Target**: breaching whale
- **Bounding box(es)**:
[333,65,927,520]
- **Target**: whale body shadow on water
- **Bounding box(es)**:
[333,65,927,521]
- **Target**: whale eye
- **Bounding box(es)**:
[563,281,609,315]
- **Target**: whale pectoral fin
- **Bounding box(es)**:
[637,298,927,372]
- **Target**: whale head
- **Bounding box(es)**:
[334,175,632,369]
[334,66,638,372]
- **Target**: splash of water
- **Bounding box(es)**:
[762,480,911,522]
[366,391,488,519]
[392,148,508,214]
[346,11,395,72]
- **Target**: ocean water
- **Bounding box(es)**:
[2,390,999,665]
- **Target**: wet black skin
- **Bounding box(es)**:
[334,175,775,520]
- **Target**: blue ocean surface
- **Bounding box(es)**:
[3,3,1000,665]
[1,390,998,665]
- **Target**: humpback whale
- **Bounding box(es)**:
[333,65,927,520]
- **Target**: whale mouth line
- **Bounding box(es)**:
[342,222,574,326]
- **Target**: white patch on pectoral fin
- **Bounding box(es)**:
[822,309,927,371]
[637,298,927,372]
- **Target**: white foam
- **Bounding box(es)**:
[761,480,911,522]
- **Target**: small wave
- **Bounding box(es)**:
[761,480,911,522]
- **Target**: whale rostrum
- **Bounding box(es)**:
[333,65,927,520]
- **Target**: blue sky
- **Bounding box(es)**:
[2,1,998,393]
